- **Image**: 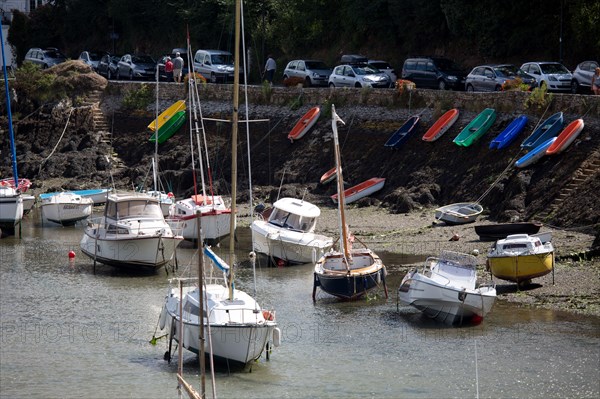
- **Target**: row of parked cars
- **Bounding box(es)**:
[23,47,598,94]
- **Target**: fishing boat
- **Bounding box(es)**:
[80,191,183,270]
[319,167,336,185]
[489,115,528,149]
[474,221,542,241]
[149,110,186,144]
[159,248,280,365]
[486,233,554,285]
[160,9,281,366]
[546,118,584,155]
[313,105,388,301]
[515,137,557,168]
[147,99,186,132]
[453,108,496,147]
[39,192,93,226]
[434,202,483,225]
[521,112,563,150]
[422,108,459,142]
[0,30,23,235]
[398,250,496,325]
[288,106,320,142]
[384,115,420,148]
[250,197,333,265]
[331,177,385,205]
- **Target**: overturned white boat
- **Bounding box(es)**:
[398,250,496,325]
[251,197,333,265]
[80,192,183,270]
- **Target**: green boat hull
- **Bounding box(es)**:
[453,108,496,147]
[149,110,186,144]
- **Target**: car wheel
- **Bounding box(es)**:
[494,85,502,91]
[539,81,547,90]
[466,84,474,92]
[329,82,335,88]
[571,80,579,94]
[210,73,217,84]
[43,64,48,69]
[438,80,447,90]
[354,82,362,88]
[304,77,312,87]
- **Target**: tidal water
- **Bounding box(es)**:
[1,209,599,399]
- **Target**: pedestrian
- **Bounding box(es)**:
[263,54,276,85]
[173,52,184,83]
[164,57,173,82]
[592,67,600,95]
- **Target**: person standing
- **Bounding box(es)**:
[263,54,276,85]
[592,67,600,95]
[173,52,184,83]
[164,57,174,82]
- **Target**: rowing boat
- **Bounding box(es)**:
[453,108,496,147]
[331,177,385,205]
[288,106,320,142]
[546,118,584,155]
[422,109,459,142]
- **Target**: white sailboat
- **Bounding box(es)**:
[313,105,388,300]
[159,1,280,366]
[0,27,23,235]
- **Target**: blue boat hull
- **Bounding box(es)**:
[521,112,563,150]
[515,137,557,168]
[384,116,420,148]
[490,115,528,149]
[313,268,386,300]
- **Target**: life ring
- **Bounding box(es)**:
[262,310,274,321]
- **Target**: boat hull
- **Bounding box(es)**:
[384,116,419,148]
[474,222,542,241]
[331,177,385,204]
[489,115,528,149]
[435,203,483,225]
[422,109,459,142]
[168,196,234,242]
[319,167,336,185]
[148,99,186,131]
[288,107,320,142]
[521,112,563,150]
[515,137,557,168]
[42,203,92,225]
[251,220,332,264]
[150,110,186,144]
[546,118,584,155]
[487,253,554,283]
[0,189,24,231]
[453,108,496,147]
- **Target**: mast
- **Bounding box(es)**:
[331,105,351,265]
[153,64,159,192]
[227,0,241,300]
[1,24,18,187]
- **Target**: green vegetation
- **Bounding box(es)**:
[524,85,554,114]
[12,62,63,108]
[121,84,153,111]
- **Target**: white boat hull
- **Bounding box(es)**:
[0,187,24,228]
[251,220,332,264]
[41,193,93,225]
[435,202,483,225]
[168,197,233,242]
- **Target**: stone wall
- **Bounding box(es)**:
[103,81,600,117]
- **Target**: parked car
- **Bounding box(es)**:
[571,60,599,94]
[78,51,106,71]
[401,56,467,90]
[193,49,235,83]
[24,47,67,69]
[520,61,572,92]
[116,54,156,80]
[465,64,536,92]
[157,48,189,81]
[97,54,121,79]
[282,59,332,87]
[328,64,390,88]
[368,60,397,85]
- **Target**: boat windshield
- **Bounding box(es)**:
[106,200,164,219]
[268,209,314,231]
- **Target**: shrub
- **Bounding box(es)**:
[121,84,153,110]
[13,62,60,108]
[502,77,530,92]
[524,84,553,112]
[283,76,305,87]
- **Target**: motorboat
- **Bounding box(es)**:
[398,250,496,325]
[313,105,388,301]
[251,197,333,265]
[486,233,554,285]
[168,194,233,242]
[40,191,93,225]
[80,191,183,270]
[159,248,280,365]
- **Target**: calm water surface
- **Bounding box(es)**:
[1,210,599,398]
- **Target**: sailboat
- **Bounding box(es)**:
[0,27,24,236]
[159,1,280,366]
[313,105,388,301]
[166,46,233,243]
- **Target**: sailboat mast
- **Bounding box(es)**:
[153,64,159,192]
[331,106,351,263]
[227,0,241,300]
[1,26,18,187]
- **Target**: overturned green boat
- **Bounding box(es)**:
[453,108,496,147]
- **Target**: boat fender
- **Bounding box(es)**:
[458,289,467,302]
[262,310,275,321]
[273,327,281,347]
[158,306,167,330]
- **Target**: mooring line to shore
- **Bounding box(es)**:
[38,107,74,175]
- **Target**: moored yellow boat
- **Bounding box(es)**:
[147,100,186,132]
[486,234,554,284]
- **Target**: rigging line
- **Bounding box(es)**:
[240,0,254,222]
[38,107,74,174]
[475,149,524,204]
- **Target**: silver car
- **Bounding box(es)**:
[193,49,235,83]
[328,64,390,88]
[520,61,572,92]
[465,64,536,92]
[116,54,156,80]
[283,59,332,87]
[571,60,599,94]
[24,47,67,69]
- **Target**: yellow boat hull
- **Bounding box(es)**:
[487,252,554,283]
[148,100,186,132]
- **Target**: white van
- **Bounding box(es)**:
[193,49,235,83]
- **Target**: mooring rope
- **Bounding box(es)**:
[38,107,74,174]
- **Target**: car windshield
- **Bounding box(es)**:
[540,63,570,74]
[434,59,463,71]
[305,61,328,69]
[493,66,517,78]
[45,50,65,59]
[211,54,232,64]
[88,52,103,61]
[353,65,380,75]
[132,55,154,64]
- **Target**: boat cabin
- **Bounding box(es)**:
[106,196,164,220]
[267,198,320,232]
